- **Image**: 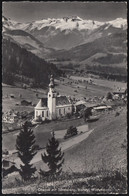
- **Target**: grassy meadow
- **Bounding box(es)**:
[64,106,127,173]
[2,76,127,194]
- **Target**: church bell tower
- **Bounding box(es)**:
[48,75,57,120]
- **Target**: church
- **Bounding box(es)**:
[34,75,73,121]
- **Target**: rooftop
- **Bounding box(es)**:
[35,94,72,108]
[75,100,86,106]
[56,96,71,106]
[35,98,48,108]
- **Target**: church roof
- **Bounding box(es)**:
[35,98,48,108]
[56,96,71,106]
[75,100,86,106]
[49,75,55,88]
[35,96,71,109]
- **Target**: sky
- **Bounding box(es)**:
[2,1,127,23]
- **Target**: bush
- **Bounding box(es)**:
[64,126,78,139]
[25,120,33,127]
[75,112,80,117]
[106,92,113,100]
[83,107,92,122]
[115,112,120,117]
[44,118,51,123]
[36,116,42,122]
[66,113,71,119]
[32,144,41,151]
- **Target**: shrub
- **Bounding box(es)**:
[64,126,78,139]
[36,116,42,122]
[106,92,113,100]
[66,113,71,119]
[44,118,51,123]
[83,107,92,122]
[25,120,33,127]
[115,112,120,117]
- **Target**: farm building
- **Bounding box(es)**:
[113,90,126,97]
[93,105,112,111]
[74,100,87,113]
[10,94,15,98]
[34,75,72,121]
[2,112,18,123]
[2,156,19,178]
[112,89,127,100]
[2,159,15,169]
[21,100,32,106]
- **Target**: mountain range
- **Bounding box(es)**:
[3,16,127,50]
[2,15,127,83]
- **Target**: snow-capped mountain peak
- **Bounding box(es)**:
[3,16,127,32]
[107,18,127,28]
[2,16,127,50]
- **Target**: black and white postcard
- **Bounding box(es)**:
[2,1,127,194]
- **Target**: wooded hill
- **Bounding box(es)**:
[2,38,61,87]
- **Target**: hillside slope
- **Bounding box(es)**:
[64,107,127,173]
[3,28,55,59]
[2,38,61,87]
[51,30,127,62]
[50,29,127,80]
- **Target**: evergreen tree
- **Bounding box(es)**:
[106,92,113,100]
[83,107,92,122]
[39,132,64,179]
[16,121,37,181]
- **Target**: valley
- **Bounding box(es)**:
[2,9,127,194]
[2,74,127,163]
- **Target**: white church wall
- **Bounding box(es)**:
[65,106,72,114]
[35,108,49,121]
[56,107,64,117]
[48,89,57,120]
[56,105,72,117]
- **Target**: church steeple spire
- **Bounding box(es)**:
[48,75,57,120]
[49,75,54,89]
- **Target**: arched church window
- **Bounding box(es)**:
[46,111,48,117]
[59,109,61,115]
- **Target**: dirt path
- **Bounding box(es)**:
[14,126,93,168]
[60,129,93,151]
[31,128,93,165]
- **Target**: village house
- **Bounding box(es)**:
[34,75,72,121]
[2,111,18,123]
[113,89,127,100]
[10,94,15,98]
[74,100,87,113]
[2,156,19,178]
[21,100,32,106]
[2,158,15,169]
